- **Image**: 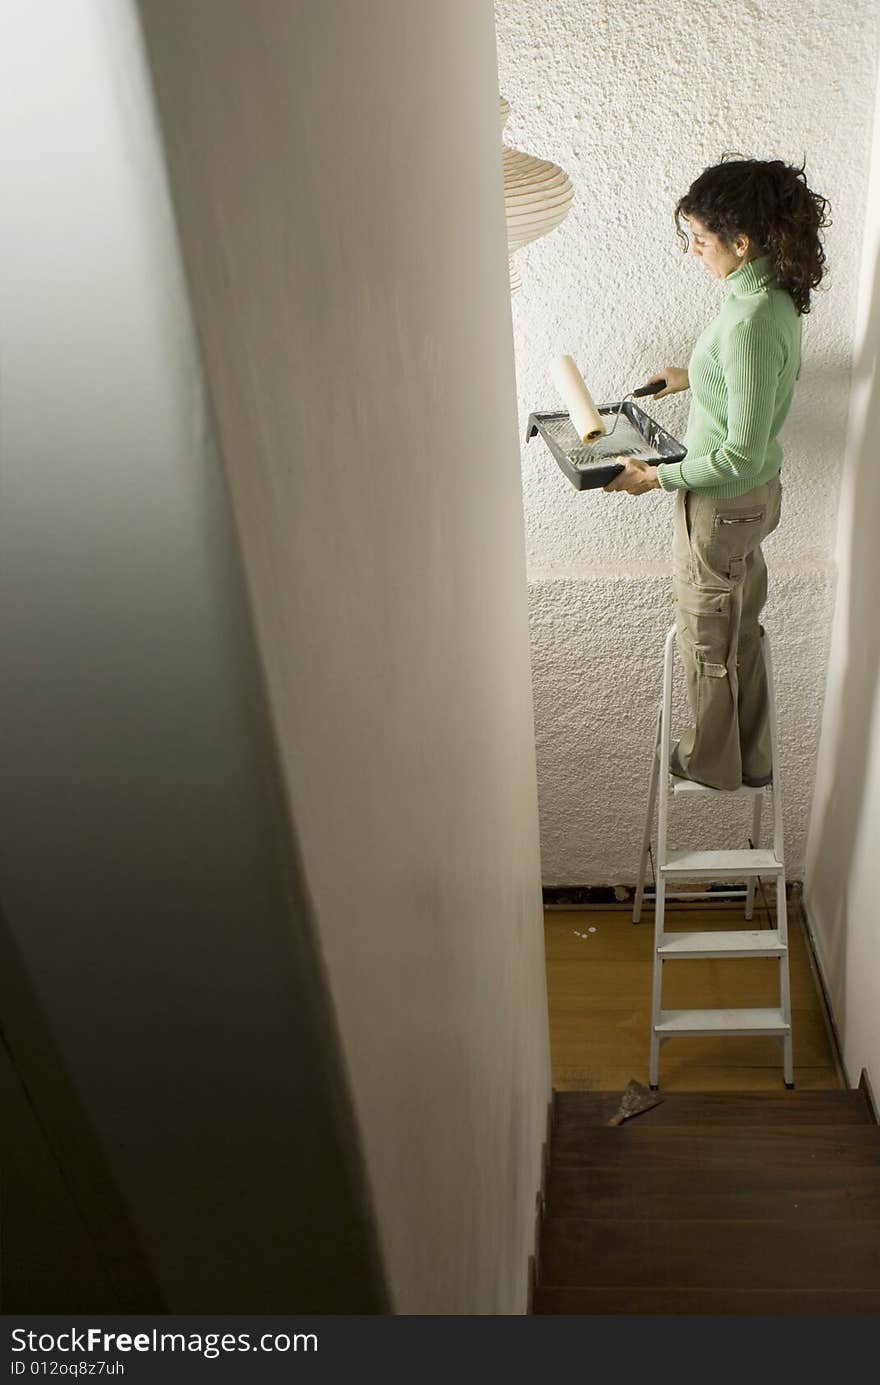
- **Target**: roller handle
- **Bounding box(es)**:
[632,379,666,397]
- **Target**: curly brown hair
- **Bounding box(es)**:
[675,155,831,315]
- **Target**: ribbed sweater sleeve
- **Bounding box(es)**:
[658,314,785,492]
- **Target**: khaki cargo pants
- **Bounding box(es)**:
[671,475,782,790]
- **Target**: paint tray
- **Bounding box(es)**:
[526,402,686,491]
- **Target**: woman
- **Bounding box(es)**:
[605,156,830,790]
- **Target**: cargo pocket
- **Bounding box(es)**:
[694,650,728,730]
[710,508,765,581]
[694,651,727,679]
[673,576,730,672]
[716,511,765,526]
[679,585,728,617]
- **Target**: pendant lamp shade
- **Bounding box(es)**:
[500,97,574,296]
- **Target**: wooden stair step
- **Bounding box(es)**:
[550,1124,880,1169]
[532,1286,880,1315]
[553,1090,873,1129]
[538,1218,880,1290]
[545,1164,880,1221]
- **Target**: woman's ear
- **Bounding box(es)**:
[733,233,751,258]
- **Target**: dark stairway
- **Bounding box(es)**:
[533,1088,880,1314]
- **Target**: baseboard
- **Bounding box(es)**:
[543,885,630,907]
[544,881,802,909]
[797,896,849,1087]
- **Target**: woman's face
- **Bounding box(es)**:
[686,217,749,280]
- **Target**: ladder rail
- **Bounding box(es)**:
[763,631,793,1083]
[762,631,785,863]
[649,627,677,1088]
[633,706,662,924]
[656,625,677,872]
[745,792,763,921]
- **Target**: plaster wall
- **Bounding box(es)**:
[495,0,880,883]
[140,0,550,1315]
[805,65,880,1088]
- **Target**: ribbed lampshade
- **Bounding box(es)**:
[500,97,574,296]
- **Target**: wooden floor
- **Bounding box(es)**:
[545,898,844,1092]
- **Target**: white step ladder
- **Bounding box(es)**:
[634,625,792,1090]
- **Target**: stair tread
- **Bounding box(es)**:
[550,1125,880,1169]
[655,1007,789,1034]
[553,1089,872,1128]
[545,1164,880,1220]
[658,929,785,956]
[533,1286,880,1315]
[548,1163,880,1218]
[538,1218,880,1290]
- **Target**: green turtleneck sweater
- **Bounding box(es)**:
[657,254,802,498]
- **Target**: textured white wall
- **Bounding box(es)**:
[496,0,880,883]
[805,65,880,1088]
[141,0,550,1315]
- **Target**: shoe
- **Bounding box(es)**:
[669,742,688,779]
[742,770,773,788]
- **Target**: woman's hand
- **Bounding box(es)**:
[645,367,689,399]
[603,458,661,495]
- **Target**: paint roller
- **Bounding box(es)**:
[550,355,666,443]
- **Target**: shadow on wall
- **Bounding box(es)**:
[806,238,880,1035]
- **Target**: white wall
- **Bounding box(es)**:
[0,0,388,1311]
[495,0,880,883]
[139,0,550,1315]
[805,67,880,1089]
[0,0,395,1311]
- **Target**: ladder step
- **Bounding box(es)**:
[658,929,785,958]
[672,777,767,797]
[661,848,783,879]
[655,1007,789,1036]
